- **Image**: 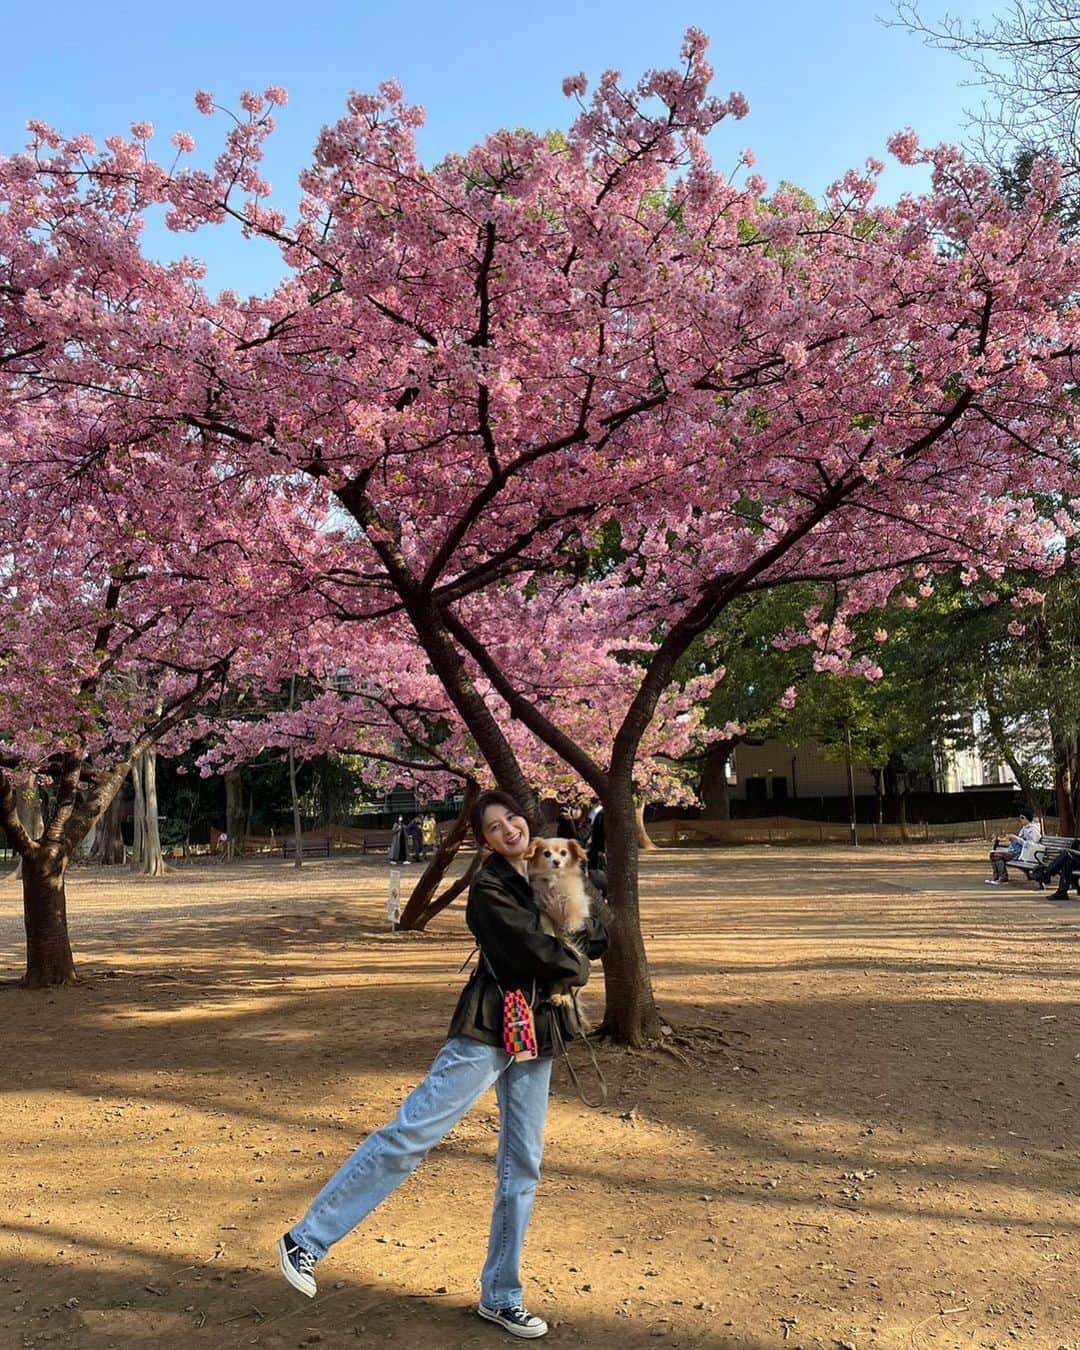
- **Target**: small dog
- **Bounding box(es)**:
[526,836,592,1018]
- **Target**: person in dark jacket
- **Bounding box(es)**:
[1032,840,1080,900]
[277,789,607,1340]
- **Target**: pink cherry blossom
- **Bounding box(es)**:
[6,28,1080,1031]
[887,128,920,164]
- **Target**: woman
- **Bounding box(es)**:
[986,806,1042,884]
[277,789,607,1340]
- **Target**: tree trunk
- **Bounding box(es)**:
[1052,726,1080,835]
[596,786,662,1046]
[141,751,166,876]
[399,781,479,931]
[634,798,656,850]
[21,847,78,988]
[882,757,911,839]
[130,749,145,870]
[8,784,44,882]
[288,745,304,870]
[91,786,127,864]
[700,739,734,819]
[130,751,166,876]
[224,770,245,859]
[390,596,542,826]
[411,853,484,930]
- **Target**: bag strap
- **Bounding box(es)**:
[481,949,536,1008]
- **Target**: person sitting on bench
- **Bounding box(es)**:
[986,808,1041,884]
[1032,839,1080,900]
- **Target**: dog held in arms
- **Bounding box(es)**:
[525,836,593,1027]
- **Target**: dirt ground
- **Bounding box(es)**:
[1,844,1078,1350]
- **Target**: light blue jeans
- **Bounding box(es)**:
[290,1036,553,1308]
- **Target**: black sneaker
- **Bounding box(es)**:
[277,1232,317,1298]
[477,1303,548,1338]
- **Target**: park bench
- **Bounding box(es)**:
[281,836,332,860]
[1003,834,1080,891]
[361,829,396,854]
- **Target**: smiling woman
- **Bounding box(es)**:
[277,787,607,1339]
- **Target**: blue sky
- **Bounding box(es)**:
[2,0,1002,295]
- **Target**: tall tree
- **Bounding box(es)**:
[6,35,1080,1039]
[0,393,329,982]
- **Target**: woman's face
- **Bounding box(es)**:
[481,804,531,860]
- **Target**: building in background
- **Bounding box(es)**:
[729,727,1019,808]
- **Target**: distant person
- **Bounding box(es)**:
[406,814,424,862]
[421,813,438,858]
[555,804,576,840]
[573,802,591,843]
[389,816,409,865]
[986,807,1042,884]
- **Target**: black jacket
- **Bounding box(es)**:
[447,853,608,1057]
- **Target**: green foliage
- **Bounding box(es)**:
[679,586,818,742]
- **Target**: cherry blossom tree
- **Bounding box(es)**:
[6,32,1080,1040]
[0,364,333,984]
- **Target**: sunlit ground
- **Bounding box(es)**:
[1,844,1077,1349]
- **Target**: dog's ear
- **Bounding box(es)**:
[568,838,587,862]
[523,840,541,860]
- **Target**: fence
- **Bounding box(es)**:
[647,815,1060,847]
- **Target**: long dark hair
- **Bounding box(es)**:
[470,790,527,848]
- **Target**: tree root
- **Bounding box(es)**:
[18,969,84,990]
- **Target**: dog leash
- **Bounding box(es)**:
[550,992,608,1109]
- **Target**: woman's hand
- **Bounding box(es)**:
[534,887,569,931]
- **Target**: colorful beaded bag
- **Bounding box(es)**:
[478,952,538,1063]
[502,987,538,1062]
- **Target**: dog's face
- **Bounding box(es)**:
[525,836,586,876]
